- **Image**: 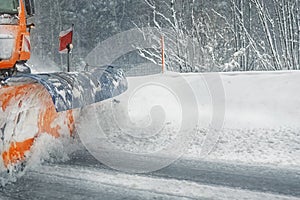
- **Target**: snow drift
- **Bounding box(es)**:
[77,70,300,172]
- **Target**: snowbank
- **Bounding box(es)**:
[76,70,300,171]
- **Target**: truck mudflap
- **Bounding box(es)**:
[4,65,128,112]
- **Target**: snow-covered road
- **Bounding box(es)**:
[1,149,299,200]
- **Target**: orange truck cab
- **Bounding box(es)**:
[0,0,35,78]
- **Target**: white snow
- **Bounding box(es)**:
[183,70,300,168]
[77,70,300,171]
[28,55,62,73]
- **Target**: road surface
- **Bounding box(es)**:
[0,150,299,200]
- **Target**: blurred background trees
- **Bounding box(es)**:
[31,0,300,72]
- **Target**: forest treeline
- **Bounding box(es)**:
[32,0,300,72]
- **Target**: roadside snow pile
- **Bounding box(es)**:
[219,71,300,129]
[186,127,300,168]
[184,71,300,168]
[77,70,300,171]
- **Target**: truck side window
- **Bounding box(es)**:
[0,0,19,14]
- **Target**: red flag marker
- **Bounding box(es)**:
[59,26,73,53]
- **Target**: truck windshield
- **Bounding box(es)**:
[0,0,19,14]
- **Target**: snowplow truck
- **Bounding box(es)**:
[0,0,127,171]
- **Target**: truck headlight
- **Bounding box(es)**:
[0,34,14,60]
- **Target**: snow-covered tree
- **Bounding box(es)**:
[31,0,300,72]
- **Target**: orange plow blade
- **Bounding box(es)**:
[0,83,75,169]
[0,66,127,171]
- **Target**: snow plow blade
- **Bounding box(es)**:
[4,66,128,112]
[0,66,127,170]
